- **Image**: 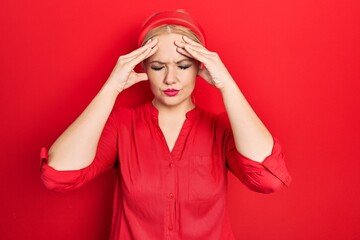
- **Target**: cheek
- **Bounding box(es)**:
[147,76,162,94]
[148,78,157,89]
[181,69,198,84]
[147,71,163,87]
[145,68,157,83]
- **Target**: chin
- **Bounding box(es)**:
[154,95,190,108]
[158,98,182,107]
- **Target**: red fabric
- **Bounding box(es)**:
[41,102,291,239]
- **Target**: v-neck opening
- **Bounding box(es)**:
[165,120,186,154]
[145,102,199,159]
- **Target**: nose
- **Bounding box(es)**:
[163,67,177,85]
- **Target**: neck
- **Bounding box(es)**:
[152,98,195,117]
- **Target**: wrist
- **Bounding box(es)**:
[218,77,238,94]
[100,81,122,98]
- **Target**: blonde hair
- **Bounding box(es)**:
[141,24,202,46]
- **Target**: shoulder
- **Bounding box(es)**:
[109,102,153,124]
[109,106,132,120]
[195,107,231,131]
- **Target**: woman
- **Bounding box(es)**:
[41,10,291,240]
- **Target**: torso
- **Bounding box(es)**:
[111,102,233,239]
[158,114,186,152]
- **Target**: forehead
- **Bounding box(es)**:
[147,33,190,63]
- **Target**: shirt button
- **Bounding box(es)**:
[169,162,174,168]
[168,225,173,231]
[168,193,174,199]
[285,176,291,183]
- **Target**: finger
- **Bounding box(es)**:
[174,40,185,48]
[129,45,156,67]
[127,39,158,64]
[181,36,213,57]
[198,68,214,84]
[177,43,208,64]
[184,42,211,56]
[121,46,149,60]
[175,40,204,58]
[197,68,208,78]
[135,45,158,67]
[176,47,193,58]
[130,47,152,66]
[175,40,209,57]
[144,45,158,59]
[121,38,158,60]
[126,45,158,72]
[182,35,201,46]
[135,72,148,82]
[183,36,208,51]
[184,45,208,62]
[119,47,150,63]
[174,40,193,58]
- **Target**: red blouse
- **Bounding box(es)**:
[40,102,291,240]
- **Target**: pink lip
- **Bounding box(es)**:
[163,89,180,96]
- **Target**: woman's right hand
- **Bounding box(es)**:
[105,38,158,93]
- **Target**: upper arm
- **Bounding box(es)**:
[216,113,292,193]
[40,109,122,192]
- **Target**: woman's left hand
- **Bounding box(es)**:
[175,36,233,90]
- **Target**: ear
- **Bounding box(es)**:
[197,61,204,75]
[141,60,146,72]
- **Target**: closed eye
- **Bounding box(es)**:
[151,66,164,71]
[178,65,191,70]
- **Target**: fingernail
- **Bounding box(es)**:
[147,38,152,44]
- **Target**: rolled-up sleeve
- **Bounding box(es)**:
[40,156,94,192]
[40,109,120,192]
[226,136,292,193]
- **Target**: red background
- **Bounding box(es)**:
[1,0,359,239]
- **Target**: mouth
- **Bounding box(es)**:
[163,88,180,97]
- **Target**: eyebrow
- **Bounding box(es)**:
[149,59,193,64]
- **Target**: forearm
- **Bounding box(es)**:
[48,82,119,170]
[176,36,275,162]
[46,39,158,171]
[220,79,273,162]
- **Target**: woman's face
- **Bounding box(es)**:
[145,33,199,110]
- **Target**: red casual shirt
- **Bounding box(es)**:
[40,102,291,240]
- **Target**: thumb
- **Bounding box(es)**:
[135,72,148,82]
[198,68,211,82]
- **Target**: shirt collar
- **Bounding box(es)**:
[145,101,199,119]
